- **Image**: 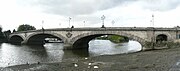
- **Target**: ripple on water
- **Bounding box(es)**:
[0,40,141,67]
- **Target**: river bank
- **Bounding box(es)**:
[2,47,180,71]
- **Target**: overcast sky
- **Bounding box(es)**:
[1,0,180,31]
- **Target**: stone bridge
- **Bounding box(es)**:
[8,27,180,50]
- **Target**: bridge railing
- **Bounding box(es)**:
[11,27,180,34]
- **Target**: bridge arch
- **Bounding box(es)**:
[71,31,146,49]
[26,32,66,45]
[9,35,24,44]
[156,34,168,42]
[155,32,172,42]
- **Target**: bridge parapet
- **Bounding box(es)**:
[8,27,180,50]
[10,27,180,34]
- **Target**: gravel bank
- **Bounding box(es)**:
[2,47,180,71]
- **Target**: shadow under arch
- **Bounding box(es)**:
[156,34,168,42]
[71,32,146,49]
[9,35,24,45]
[26,33,65,45]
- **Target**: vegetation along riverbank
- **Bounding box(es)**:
[96,35,129,43]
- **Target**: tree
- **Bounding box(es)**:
[17,24,36,31]
[0,27,7,43]
[3,30,11,39]
[0,26,2,32]
[13,29,16,32]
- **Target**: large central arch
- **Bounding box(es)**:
[26,32,66,45]
[71,31,146,49]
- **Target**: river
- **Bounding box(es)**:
[0,40,141,67]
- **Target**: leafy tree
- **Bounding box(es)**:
[3,30,11,38]
[0,27,7,43]
[17,24,36,31]
[107,35,129,43]
[13,29,16,32]
[0,26,2,32]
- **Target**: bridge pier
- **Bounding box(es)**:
[63,42,89,49]
[21,41,26,45]
[141,42,154,51]
[21,40,45,45]
[73,43,89,49]
[63,43,73,49]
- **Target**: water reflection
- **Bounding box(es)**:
[0,43,64,67]
[89,40,142,56]
[63,49,89,59]
[0,40,141,67]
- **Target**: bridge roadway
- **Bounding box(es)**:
[8,27,180,50]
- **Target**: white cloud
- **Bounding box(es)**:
[1,0,180,31]
[139,0,180,11]
[20,0,136,16]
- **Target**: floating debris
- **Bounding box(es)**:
[85,58,88,60]
[37,62,40,64]
[93,65,99,69]
[26,62,29,65]
[74,63,78,67]
[88,66,90,68]
[88,63,92,65]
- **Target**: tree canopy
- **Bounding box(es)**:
[0,26,7,42]
[0,26,2,32]
[17,24,36,31]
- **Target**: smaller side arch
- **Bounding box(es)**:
[156,34,168,42]
[155,32,172,41]
[9,35,24,44]
[25,32,66,45]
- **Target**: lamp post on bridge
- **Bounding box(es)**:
[69,17,72,28]
[151,14,154,27]
[83,21,85,27]
[101,15,105,28]
[151,14,155,49]
[42,20,44,33]
[59,23,61,28]
[112,20,115,27]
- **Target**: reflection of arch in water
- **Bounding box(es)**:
[156,34,168,42]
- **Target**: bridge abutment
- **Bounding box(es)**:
[141,42,155,51]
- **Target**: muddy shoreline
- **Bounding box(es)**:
[2,47,180,71]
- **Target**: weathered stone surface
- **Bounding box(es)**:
[8,27,180,50]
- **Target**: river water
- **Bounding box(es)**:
[0,40,141,67]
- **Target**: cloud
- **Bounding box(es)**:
[139,0,180,11]
[18,0,180,16]
[12,0,180,29]
[18,0,180,15]
[19,0,136,16]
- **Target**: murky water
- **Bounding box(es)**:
[0,40,141,67]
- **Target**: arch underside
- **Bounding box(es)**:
[154,34,169,48]
[73,34,104,49]
[72,32,146,49]
[156,34,168,42]
[9,35,24,44]
[27,34,63,45]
